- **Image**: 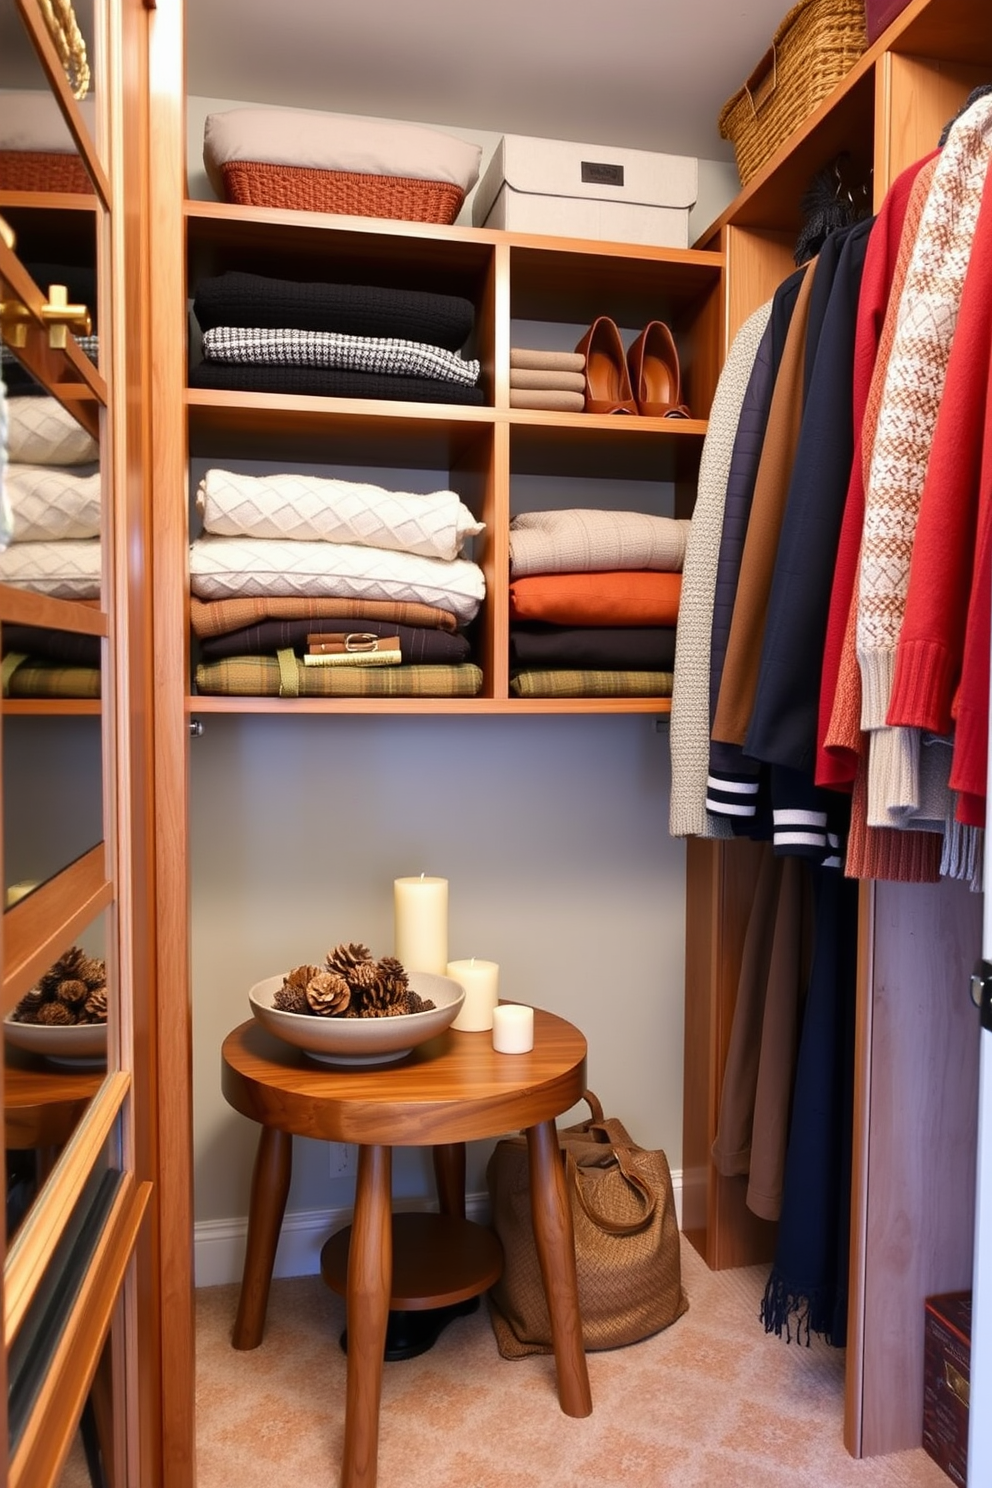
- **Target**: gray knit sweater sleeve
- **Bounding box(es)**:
[669,300,774,839]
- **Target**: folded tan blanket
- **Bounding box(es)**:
[195,654,483,698]
[6,463,101,542]
[6,395,99,466]
[189,594,460,639]
[510,669,673,698]
[195,468,483,560]
[509,389,585,412]
[510,369,586,392]
[188,535,485,625]
[509,508,690,576]
[510,349,585,373]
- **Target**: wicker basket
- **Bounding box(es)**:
[219,160,465,224]
[0,149,91,194]
[718,0,868,186]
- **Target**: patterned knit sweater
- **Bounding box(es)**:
[856,93,992,822]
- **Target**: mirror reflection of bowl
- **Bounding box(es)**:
[3,1015,108,1066]
[248,971,465,1065]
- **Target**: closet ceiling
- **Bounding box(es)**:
[183,0,795,160]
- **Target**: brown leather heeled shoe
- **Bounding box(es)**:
[575,316,637,415]
[627,321,690,418]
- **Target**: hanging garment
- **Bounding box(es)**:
[668,300,771,839]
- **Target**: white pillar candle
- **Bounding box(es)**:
[492,1003,534,1054]
[447,958,499,1031]
[393,874,448,974]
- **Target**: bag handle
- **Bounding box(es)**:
[744,45,777,118]
[566,1149,658,1235]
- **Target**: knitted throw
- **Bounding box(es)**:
[857,95,992,731]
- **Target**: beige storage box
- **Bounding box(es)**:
[472,134,697,247]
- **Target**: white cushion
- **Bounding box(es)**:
[0,90,97,152]
[203,107,481,196]
[5,396,99,466]
[6,464,101,542]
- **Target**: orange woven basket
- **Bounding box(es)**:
[718,0,867,186]
[0,149,92,193]
[219,161,465,224]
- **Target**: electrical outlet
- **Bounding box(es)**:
[329,1142,356,1178]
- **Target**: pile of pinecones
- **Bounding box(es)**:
[10,946,108,1025]
[273,943,436,1019]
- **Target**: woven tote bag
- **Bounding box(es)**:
[486,1091,687,1356]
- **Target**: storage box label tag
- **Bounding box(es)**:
[580,160,625,187]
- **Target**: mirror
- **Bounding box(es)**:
[3,707,104,904]
[4,910,110,1250]
[0,0,98,181]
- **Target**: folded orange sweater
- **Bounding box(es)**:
[509,570,682,627]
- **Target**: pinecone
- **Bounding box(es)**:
[38,946,104,999]
[12,987,45,1023]
[56,978,89,1008]
[304,970,351,1017]
[404,988,436,1014]
[283,964,321,996]
[273,983,308,1014]
[377,955,410,1000]
[37,1001,73,1025]
[324,942,373,979]
[82,987,108,1022]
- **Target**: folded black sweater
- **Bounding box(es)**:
[192,271,474,350]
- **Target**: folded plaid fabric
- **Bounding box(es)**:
[188,361,485,406]
[510,624,676,671]
[189,535,485,625]
[6,463,101,542]
[509,508,690,577]
[201,328,481,387]
[195,468,483,560]
[192,272,475,350]
[5,395,99,466]
[509,669,674,698]
[198,616,470,665]
[194,654,483,698]
[509,571,682,627]
[189,593,460,639]
[2,657,101,698]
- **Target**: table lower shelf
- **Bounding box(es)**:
[320,1211,503,1310]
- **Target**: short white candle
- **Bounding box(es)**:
[393,875,448,974]
[447,958,499,1031]
[492,1003,534,1054]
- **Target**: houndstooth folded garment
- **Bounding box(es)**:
[5,463,101,542]
[509,508,690,576]
[192,272,475,350]
[187,361,485,406]
[200,328,480,386]
[4,396,99,466]
[188,535,485,625]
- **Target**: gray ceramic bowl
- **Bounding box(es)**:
[3,1013,107,1066]
[248,971,465,1065]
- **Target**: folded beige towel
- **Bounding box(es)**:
[509,389,585,412]
[510,349,585,373]
[510,369,586,393]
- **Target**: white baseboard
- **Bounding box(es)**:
[194,1171,683,1289]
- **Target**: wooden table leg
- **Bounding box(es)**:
[232,1125,292,1350]
[526,1120,593,1418]
[432,1142,466,1218]
[341,1143,392,1488]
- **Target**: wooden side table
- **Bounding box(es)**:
[221,1006,592,1488]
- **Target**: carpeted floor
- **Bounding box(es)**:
[191,1237,951,1488]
